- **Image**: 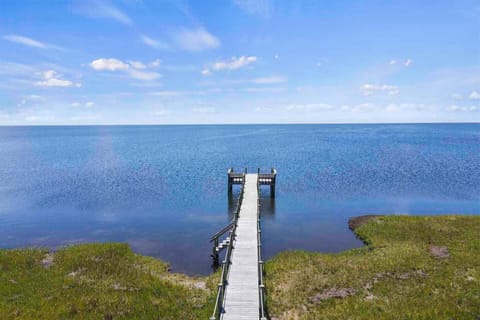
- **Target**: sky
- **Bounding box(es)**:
[0,0,479,125]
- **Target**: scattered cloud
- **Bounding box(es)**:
[361,84,399,96]
[285,103,333,112]
[149,90,202,97]
[243,87,284,93]
[17,94,44,107]
[446,105,478,112]
[3,35,47,49]
[202,56,257,75]
[174,27,220,52]
[35,70,81,87]
[128,61,146,69]
[73,0,132,25]
[350,103,376,113]
[201,68,212,76]
[468,90,480,100]
[389,58,413,67]
[90,58,130,71]
[150,59,161,68]
[72,101,94,108]
[128,69,161,81]
[141,35,171,50]
[233,0,273,17]
[214,56,256,71]
[90,58,161,81]
[254,106,274,113]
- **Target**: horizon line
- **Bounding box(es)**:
[0,121,479,127]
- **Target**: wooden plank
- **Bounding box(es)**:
[222,174,260,320]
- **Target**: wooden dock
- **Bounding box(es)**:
[210,169,275,320]
[222,173,261,319]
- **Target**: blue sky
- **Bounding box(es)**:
[0,0,479,124]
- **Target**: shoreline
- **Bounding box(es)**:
[1,214,479,319]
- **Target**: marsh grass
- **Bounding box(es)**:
[265,215,480,319]
[0,243,217,319]
[1,216,479,319]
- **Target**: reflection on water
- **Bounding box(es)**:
[0,124,479,275]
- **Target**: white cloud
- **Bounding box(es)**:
[201,68,212,76]
[468,90,480,100]
[203,56,257,75]
[251,76,287,84]
[285,103,333,112]
[3,35,47,49]
[128,61,146,69]
[74,1,132,25]
[361,84,399,96]
[25,115,55,122]
[35,70,80,87]
[17,94,44,107]
[255,106,273,113]
[150,59,161,68]
[213,56,256,71]
[174,27,220,52]
[390,60,397,65]
[233,0,272,17]
[404,59,413,67]
[141,35,171,50]
[90,58,161,81]
[90,58,130,71]
[244,87,283,93]
[149,90,202,97]
[72,101,94,108]
[128,69,161,81]
[351,103,376,113]
[446,105,478,112]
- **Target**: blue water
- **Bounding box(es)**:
[0,124,479,275]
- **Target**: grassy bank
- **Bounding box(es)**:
[1,215,479,319]
[0,243,216,319]
[265,215,480,319]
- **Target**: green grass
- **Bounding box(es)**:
[265,215,480,319]
[1,216,479,319]
[0,243,217,319]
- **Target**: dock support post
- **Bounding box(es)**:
[227,168,233,195]
[212,238,219,267]
[270,168,276,198]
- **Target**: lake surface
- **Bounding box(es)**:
[0,124,479,275]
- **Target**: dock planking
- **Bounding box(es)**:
[222,174,261,319]
[210,169,274,320]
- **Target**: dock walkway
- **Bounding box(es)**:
[221,173,260,320]
[210,169,275,320]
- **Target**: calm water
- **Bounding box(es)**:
[0,124,479,275]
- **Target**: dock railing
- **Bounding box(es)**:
[210,171,246,320]
[257,178,268,320]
